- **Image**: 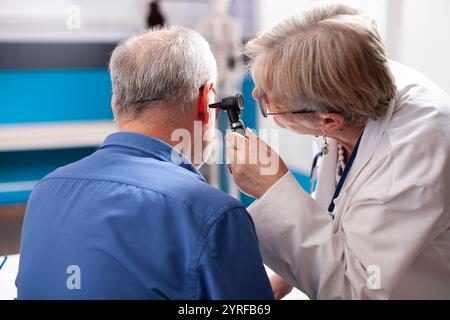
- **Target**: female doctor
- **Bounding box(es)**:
[226,2,450,299]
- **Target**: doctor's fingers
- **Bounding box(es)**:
[244,128,259,144]
[225,145,248,165]
[225,132,250,151]
[244,128,275,156]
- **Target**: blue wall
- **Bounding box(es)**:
[0,67,113,206]
[0,68,113,124]
[0,148,97,205]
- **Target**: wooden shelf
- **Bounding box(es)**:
[0,120,117,152]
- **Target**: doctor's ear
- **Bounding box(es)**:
[318,113,346,135]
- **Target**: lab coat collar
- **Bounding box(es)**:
[314,95,398,212]
[339,96,398,196]
[100,132,205,181]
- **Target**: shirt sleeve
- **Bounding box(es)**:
[196,206,275,300]
[248,171,448,299]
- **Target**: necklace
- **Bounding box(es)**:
[336,144,346,184]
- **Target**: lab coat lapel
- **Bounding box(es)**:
[313,97,397,214]
[339,97,397,198]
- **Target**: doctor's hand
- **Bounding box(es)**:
[270,273,294,300]
[225,128,288,199]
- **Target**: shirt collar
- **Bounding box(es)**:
[99,132,205,180]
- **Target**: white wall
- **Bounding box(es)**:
[0,0,256,42]
[389,0,450,94]
[0,0,145,42]
[0,0,209,42]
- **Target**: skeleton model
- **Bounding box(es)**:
[196,0,243,197]
[197,0,242,96]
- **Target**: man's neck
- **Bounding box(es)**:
[116,103,199,147]
[119,119,181,148]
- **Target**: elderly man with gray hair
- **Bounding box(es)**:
[16,26,274,300]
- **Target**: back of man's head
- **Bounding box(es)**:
[109,26,217,121]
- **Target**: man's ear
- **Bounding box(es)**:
[318,113,345,135]
[198,81,213,124]
[111,95,119,121]
[111,95,117,113]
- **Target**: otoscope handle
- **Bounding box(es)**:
[233,127,245,136]
[229,118,245,136]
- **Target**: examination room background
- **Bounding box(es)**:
[1,0,450,300]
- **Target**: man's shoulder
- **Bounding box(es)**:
[40,150,246,221]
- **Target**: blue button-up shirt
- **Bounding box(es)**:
[17,132,274,300]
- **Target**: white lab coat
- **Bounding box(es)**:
[248,61,450,300]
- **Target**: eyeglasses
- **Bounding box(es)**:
[257,91,316,118]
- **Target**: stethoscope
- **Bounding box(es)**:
[309,151,323,194]
[309,135,363,217]
[0,256,7,271]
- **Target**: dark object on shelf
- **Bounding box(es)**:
[146,1,165,29]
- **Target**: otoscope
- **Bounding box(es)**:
[209,93,246,135]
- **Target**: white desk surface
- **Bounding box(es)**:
[0,121,117,152]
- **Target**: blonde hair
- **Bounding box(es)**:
[244,2,396,124]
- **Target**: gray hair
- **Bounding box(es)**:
[109,26,217,119]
